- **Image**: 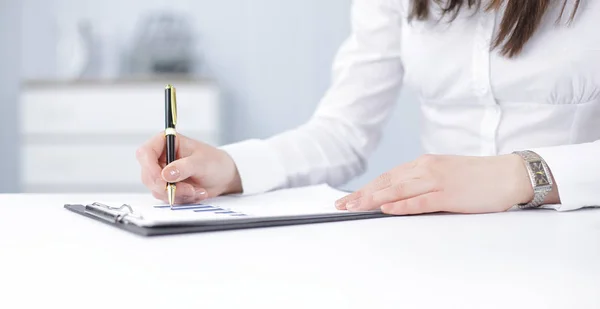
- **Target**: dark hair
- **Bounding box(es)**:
[409,0,581,57]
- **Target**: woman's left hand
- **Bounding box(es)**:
[335,154,537,215]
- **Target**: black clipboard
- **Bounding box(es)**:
[64,202,391,237]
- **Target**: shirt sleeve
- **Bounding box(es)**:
[220,0,404,195]
[531,140,600,211]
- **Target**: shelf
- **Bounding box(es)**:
[20,75,217,89]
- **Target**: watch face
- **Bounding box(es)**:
[530,160,550,186]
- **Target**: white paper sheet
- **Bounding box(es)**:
[91,185,354,227]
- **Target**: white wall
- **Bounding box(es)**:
[15,0,422,192]
[0,0,22,192]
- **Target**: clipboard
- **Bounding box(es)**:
[64,202,391,237]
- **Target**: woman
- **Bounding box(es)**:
[136,0,599,215]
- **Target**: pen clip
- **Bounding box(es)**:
[170,86,178,126]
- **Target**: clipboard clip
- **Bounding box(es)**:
[84,202,143,224]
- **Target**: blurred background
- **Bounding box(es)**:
[0,0,421,194]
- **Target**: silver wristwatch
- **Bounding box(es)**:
[512,150,553,209]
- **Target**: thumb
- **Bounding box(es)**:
[161,156,202,183]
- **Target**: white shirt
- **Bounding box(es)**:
[222,0,600,211]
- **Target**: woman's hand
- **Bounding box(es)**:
[335,154,538,215]
[136,132,242,205]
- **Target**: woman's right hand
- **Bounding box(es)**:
[136,132,243,205]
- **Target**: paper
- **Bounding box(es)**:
[92,185,354,227]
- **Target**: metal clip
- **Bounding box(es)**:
[84,202,143,224]
[171,86,178,126]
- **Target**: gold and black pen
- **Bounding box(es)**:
[165,84,178,208]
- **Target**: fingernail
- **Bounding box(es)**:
[346,200,359,210]
[335,199,344,209]
[196,189,207,197]
[164,168,180,182]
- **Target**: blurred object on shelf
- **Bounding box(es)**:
[56,20,124,80]
[123,11,197,77]
[55,20,95,79]
[78,20,106,79]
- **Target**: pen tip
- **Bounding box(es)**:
[167,184,176,208]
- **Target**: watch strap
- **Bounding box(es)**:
[512,150,553,209]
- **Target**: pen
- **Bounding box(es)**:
[165,84,178,208]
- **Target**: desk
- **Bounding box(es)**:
[1,194,600,309]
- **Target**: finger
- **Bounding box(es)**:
[152,190,199,205]
[141,168,166,192]
[380,193,442,215]
[151,182,208,205]
[137,132,166,165]
[334,172,395,210]
[137,132,166,189]
[161,155,205,183]
[346,179,438,212]
[335,165,420,210]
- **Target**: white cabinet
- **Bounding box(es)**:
[19,79,222,193]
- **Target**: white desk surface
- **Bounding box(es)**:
[1,194,599,309]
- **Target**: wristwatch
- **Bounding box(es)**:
[512,150,553,209]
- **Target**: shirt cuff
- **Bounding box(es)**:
[219,139,288,195]
[531,142,600,211]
